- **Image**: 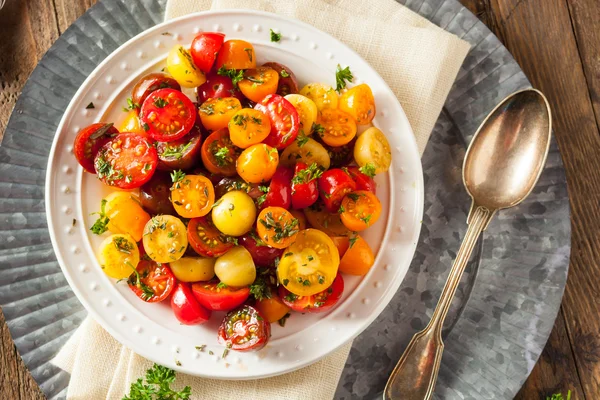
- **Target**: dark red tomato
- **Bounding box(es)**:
[316,136,355,168]
[239,232,284,267]
[131,73,181,106]
[279,273,344,313]
[261,62,299,96]
[171,282,211,325]
[218,305,270,351]
[193,165,225,186]
[254,94,300,149]
[191,280,250,311]
[317,168,357,212]
[128,260,175,303]
[200,128,241,176]
[344,166,376,194]
[94,133,158,189]
[262,166,293,210]
[156,127,202,171]
[187,216,234,257]
[196,72,244,104]
[291,162,320,209]
[190,32,225,73]
[215,177,262,200]
[73,123,119,173]
[140,171,177,215]
[140,88,196,142]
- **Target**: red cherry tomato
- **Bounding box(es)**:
[196,72,244,104]
[317,168,357,212]
[73,123,119,173]
[128,260,175,303]
[140,88,196,142]
[218,305,270,351]
[171,282,211,325]
[239,232,284,267]
[344,166,376,194]
[190,32,225,73]
[94,133,158,189]
[291,162,321,209]
[131,73,181,106]
[191,280,250,311]
[262,166,293,210]
[187,216,235,257]
[254,94,300,149]
[261,62,299,96]
[279,273,344,313]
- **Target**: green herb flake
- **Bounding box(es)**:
[90,199,110,235]
[217,66,245,87]
[153,97,168,108]
[359,162,377,178]
[280,69,290,78]
[270,29,281,43]
[195,345,206,352]
[249,277,272,301]
[296,134,309,147]
[335,64,353,93]
[122,97,140,112]
[86,102,95,109]
[291,163,323,185]
[349,235,359,248]
[311,123,325,135]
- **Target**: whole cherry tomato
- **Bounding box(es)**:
[291,162,321,209]
[131,72,181,106]
[73,123,119,173]
[317,168,357,212]
[170,282,211,325]
[215,40,256,70]
[239,232,284,267]
[196,72,244,104]
[190,32,225,72]
[262,166,293,210]
[344,166,376,194]
[254,94,300,149]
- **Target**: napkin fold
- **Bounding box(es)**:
[52,1,469,398]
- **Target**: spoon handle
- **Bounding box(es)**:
[384,205,494,400]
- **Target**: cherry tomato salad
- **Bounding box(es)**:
[74,30,392,354]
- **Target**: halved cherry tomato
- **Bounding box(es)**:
[339,83,376,125]
[103,192,151,242]
[201,128,241,176]
[316,108,357,147]
[94,133,158,189]
[140,89,196,142]
[128,260,175,303]
[276,229,339,296]
[238,67,279,102]
[215,177,262,200]
[218,305,270,351]
[74,123,119,173]
[196,72,244,104]
[254,295,290,323]
[142,215,188,263]
[256,207,299,249]
[236,144,279,184]
[299,83,338,110]
[262,62,299,96]
[187,216,234,257]
[303,202,351,237]
[330,236,349,258]
[339,234,375,275]
[262,166,293,210]
[317,168,357,212]
[198,97,242,131]
[279,273,344,313]
[340,191,382,231]
[170,174,215,218]
[131,72,181,106]
[239,232,284,267]
[191,280,250,311]
[118,110,146,136]
[291,162,322,209]
[228,108,271,148]
[156,127,202,171]
[354,127,392,174]
[171,282,211,325]
[216,40,256,70]
[167,45,206,88]
[140,171,177,216]
[284,94,318,136]
[190,32,225,72]
[280,137,331,170]
[254,94,300,149]
[344,166,377,194]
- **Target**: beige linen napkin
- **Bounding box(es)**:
[52,1,469,399]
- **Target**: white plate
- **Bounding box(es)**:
[45,10,424,379]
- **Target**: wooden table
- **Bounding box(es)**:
[0,0,598,398]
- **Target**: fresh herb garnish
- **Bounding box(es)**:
[245,76,264,84]
[217,66,245,87]
[153,97,168,108]
[249,277,272,301]
[296,134,309,147]
[122,363,191,400]
[170,170,186,187]
[284,292,297,302]
[86,102,95,109]
[361,214,372,225]
[349,235,358,248]
[270,29,281,42]
[114,236,134,254]
[232,113,248,127]
[311,123,325,135]
[214,146,230,167]
[335,64,353,92]
[216,282,227,289]
[291,163,323,185]
[161,142,192,160]
[280,69,290,78]
[122,97,140,112]
[546,391,572,400]
[359,163,377,178]
[90,199,110,235]
[199,103,215,115]
[259,212,299,243]
[347,193,360,201]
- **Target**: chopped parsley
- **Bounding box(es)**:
[232,113,248,127]
[90,199,109,235]
[335,64,353,92]
[338,204,345,213]
[296,134,309,147]
[123,363,191,400]
[216,282,227,289]
[214,146,230,166]
[170,170,186,186]
[291,163,323,185]
[349,235,359,248]
[95,150,124,183]
[284,252,293,258]
[142,122,150,131]
[311,123,325,135]
[270,29,281,42]
[361,214,372,225]
[278,313,291,327]
[146,216,167,235]
[86,102,95,109]
[318,275,325,284]
[249,277,272,301]
[259,211,299,243]
[249,231,268,247]
[284,292,298,302]
[280,69,290,78]
[282,279,290,286]
[244,48,253,62]
[546,391,572,400]
[153,97,168,108]
[122,97,140,112]
[217,66,245,87]
[347,192,360,201]
[199,103,215,115]
[161,142,192,160]
[245,76,264,84]
[359,163,377,178]
[113,236,134,254]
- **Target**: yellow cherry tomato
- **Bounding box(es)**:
[97,234,140,279]
[279,137,331,169]
[142,215,188,263]
[170,174,215,218]
[198,97,242,131]
[236,144,279,183]
[339,84,376,125]
[299,83,338,111]
[167,45,206,88]
[284,94,318,136]
[118,110,146,135]
[214,246,256,287]
[103,192,150,242]
[212,190,257,236]
[354,127,392,174]
[169,257,216,282]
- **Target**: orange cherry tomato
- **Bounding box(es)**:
[215,40,256,70]
[339,190,382,231]
[339,235,374,275]
[338,84,376,125]
[316,108,357,147]
[256,207,299,249]
[198,97,242,131]
[289,209,307,231]
[236,144,279,183]
[228,108,271,148]
[330,236,350,258]
[254,295,290,323]
[303,203,351,237]
[201,128,241,176]
[118,110,147,136]
[170,174,215,218]
[238,67,279,102]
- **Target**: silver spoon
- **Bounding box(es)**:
[384,88,552,400]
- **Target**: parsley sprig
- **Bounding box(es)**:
[90,199,110,235]
[217,66,244,87]
[291,163,323,185]
[122,363,191,400]
[335,64,353,92]
[161,142,192,160]
[123,97,140,112]
[270,29,281,42]
[359,163,377,178]
[249,276,272,301]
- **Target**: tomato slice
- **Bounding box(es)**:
[238,67,279,103]
[279,273,344,313]
[170,174,215,218]
[94,133,158,189]
[317,168,357,212]
[338,83,376,125]
[191,280,250,311]
[156,126,203,171]
[131,72,181,106]
[340,191,382,231]
[73,123,119,173]
[190,32,225,72]
[254,94,300,149]
[228,108,271,148]
[140,88,196,142]
[128,260,175,303]
[316,108,357,147]
[187,216,234,257]
[344,166,377,194]
[196,72,245,104]
[277,229,340,296]
[218,305,270,351]
[171,282,211,325]
[239,232,284,267]
[256,207,300,249]
[262,166,293,210]
[201,128,241,176]
[290,162,321,209]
